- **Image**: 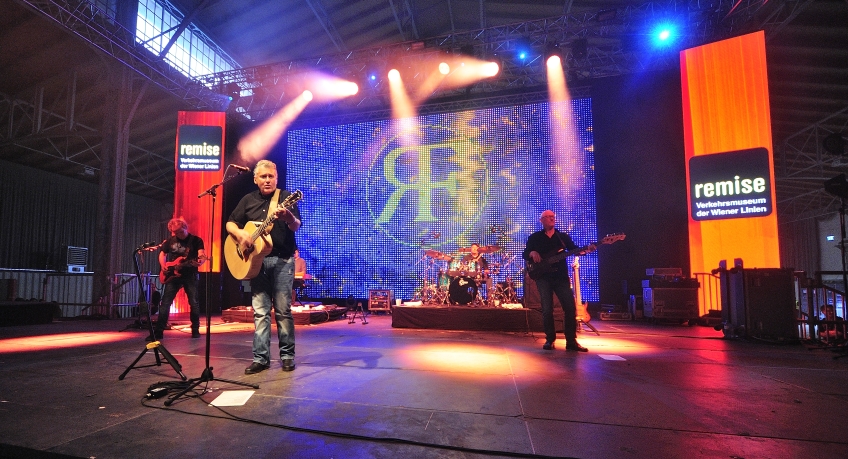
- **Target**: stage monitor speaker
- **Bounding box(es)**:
[744,268,797,341]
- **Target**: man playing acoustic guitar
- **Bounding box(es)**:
[226,160,301,375]
[153,217,206,340]
[524,210,594,352]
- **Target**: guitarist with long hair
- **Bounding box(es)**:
[226,160,301,375]
[153,217,206,340]
[523,210,594,352]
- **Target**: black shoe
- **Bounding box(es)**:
[566,342,588,352]
[244,362,270,375]
[281,359,296,372]
[191,329,200,338]
[542,341,554,350]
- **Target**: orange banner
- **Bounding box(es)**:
[681,31,780,275]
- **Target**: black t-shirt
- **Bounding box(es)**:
[523,229,578,278]
[160,233,204,276]
[228,189,301,258]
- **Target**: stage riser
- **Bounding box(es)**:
[392,306,571,332]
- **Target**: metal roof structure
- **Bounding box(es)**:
[1,0,847,223]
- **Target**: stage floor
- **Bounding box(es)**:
[1,313,847,458]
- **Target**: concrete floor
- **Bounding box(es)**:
[0,312,847,459]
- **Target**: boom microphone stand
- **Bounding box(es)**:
[165,166,258,405]
[119,243,186,381]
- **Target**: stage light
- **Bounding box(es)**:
[439,62,450,75]
[571,38,588,60]
[302,90,313,101]
[651,23,678,47]
[480,61,499,77]
[825,174,848,199]
[546,55,561,68]
[388,69,400,82]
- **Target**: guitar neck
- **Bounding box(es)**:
[547,244,593,265]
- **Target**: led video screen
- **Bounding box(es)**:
[288,100,596,301]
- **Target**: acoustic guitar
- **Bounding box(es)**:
[160,255,207,284]
[224,190,303,280]
[525,233,626,280]
[572,256,591,323]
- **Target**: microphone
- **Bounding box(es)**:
[136,241,158,251]
[231,164,250,173]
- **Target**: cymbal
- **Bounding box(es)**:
[425,249,452,261]
[479,245,502,253]
[457,247,472,253]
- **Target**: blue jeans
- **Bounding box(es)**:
[250,255,295,365]
[535,275,577,344]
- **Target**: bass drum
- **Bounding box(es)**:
[449,276,478,305]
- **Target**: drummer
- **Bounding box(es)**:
[462,243,492,294]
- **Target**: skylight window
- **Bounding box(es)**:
[136,0,239,79]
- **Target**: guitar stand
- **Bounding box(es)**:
[120,248,186,381]
[577,318,600,336]
[348,301,368,324]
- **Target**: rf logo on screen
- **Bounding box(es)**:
[367,125,488,246]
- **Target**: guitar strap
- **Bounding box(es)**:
[265,189,281,232]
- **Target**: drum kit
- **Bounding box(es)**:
[416,245,521,307]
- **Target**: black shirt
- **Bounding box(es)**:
[523,229,578,279]
[228,189,301,259]
[160,233,204,276]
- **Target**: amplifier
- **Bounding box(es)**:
[368,290,392,311]
[600,312,632,321]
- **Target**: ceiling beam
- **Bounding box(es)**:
[305,0,347,52]
[14,0,228,111]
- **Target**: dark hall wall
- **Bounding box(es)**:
[593,69,690,306]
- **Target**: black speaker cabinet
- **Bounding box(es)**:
[522,272,562,310]
[744,268,797,341]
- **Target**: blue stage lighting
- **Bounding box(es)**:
[652,23,677,47]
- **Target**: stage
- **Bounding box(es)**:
[1,315,847,458]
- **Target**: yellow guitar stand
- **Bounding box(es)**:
[119,246,187,381]
[119,339,187,381]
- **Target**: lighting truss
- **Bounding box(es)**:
[200,0,805,122]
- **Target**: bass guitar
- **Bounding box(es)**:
[160,255,207,284]
[526,233,625,280]
[224,190,303,280]
[572,256,591,323]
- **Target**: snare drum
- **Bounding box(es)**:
[449,276,478,305]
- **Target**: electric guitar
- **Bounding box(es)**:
[160,255,207,284]
[224,190,303,280]
[526,233,626,280]
[572,257,591,323]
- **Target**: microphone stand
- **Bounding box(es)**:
[166,166,258,405]
[119,244,186,381]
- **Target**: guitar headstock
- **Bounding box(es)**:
[599,233,626,245]
[283,190,303,208]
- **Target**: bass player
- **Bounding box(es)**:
[226,159,301,374]
[153,217,206,340]
[523,209,594,352]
